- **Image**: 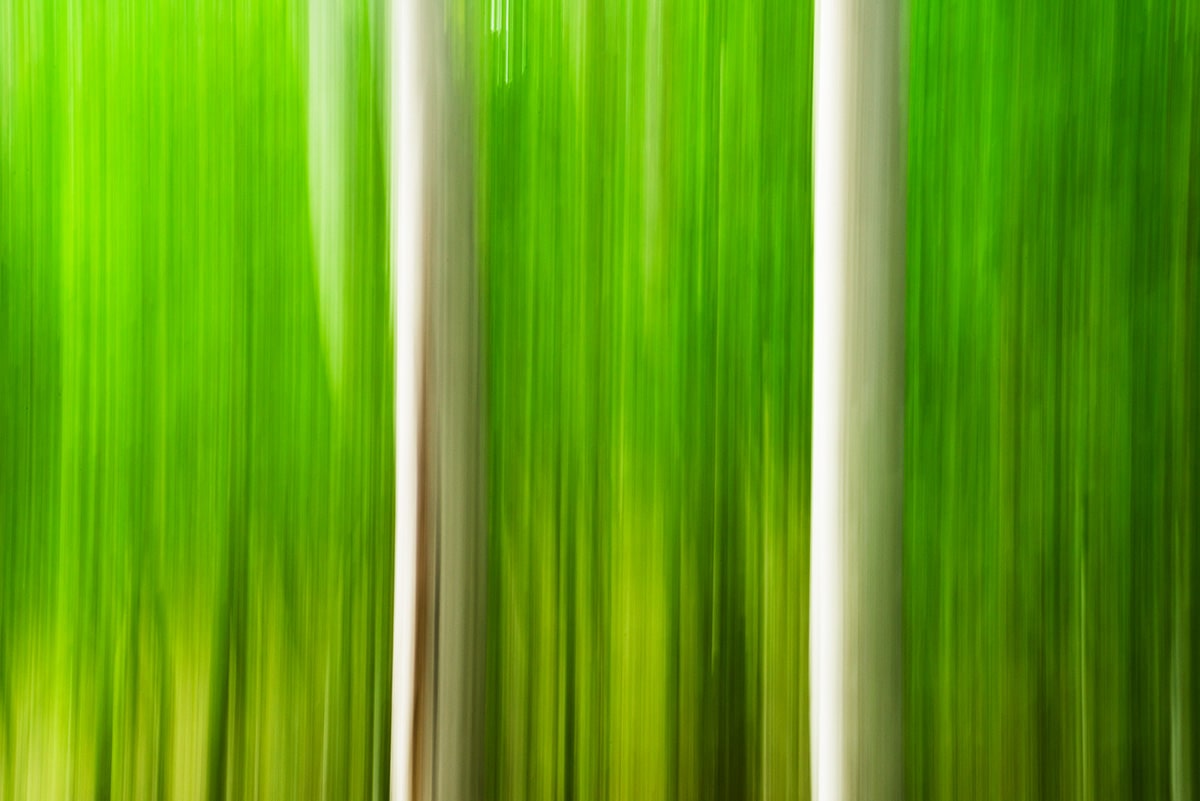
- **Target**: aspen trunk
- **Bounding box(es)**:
[811,0,906,798]
[404,0,487,798]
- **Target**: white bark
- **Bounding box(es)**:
[391,0,424,795]
[811,0,906,798]
[395,0,486,799]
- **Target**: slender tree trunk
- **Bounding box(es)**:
[391,0,424,796]
[811,0,906,798]
[425,3,486,799]
[401,0,486,798]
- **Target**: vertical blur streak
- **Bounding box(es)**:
[0,1,394,799]
[409,0,488,799]
[811,0,848,791]
[449,0,815,800]
[391,0,423,796]
[907,1,1199,799]
[812,0,906,799]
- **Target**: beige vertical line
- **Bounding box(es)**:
[392,0,424,795]
[811,0,906,798]
[425,1,486,798]
[398,1,485,799]
[811,0,848,792]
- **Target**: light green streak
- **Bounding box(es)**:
[467,1,814,799]
[906,1,1200,798]
[0,1,393,798]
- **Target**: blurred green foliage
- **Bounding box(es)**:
[0,1,393,798]
[907,1,1200,798]
[470,0,813,799]
[7,0,1197,799]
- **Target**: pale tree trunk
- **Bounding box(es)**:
[399,0,487,800]
[811,0,906,799]
[390,0,423,795]
[421,1,487,799]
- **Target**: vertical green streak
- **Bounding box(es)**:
[471,1,813,799]
[907,1,1200,798]
[0,1,393,799]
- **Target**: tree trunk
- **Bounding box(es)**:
[396,0,487,798]
[811,0,906,798]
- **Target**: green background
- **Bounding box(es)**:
[471,0,814,799]
[0,1,393,798]
[907,1,1200,797]
[4,0,1199,799]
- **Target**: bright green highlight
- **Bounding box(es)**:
[907,1,1200,798]
[471,1,814,799]
[0,1,393,798]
